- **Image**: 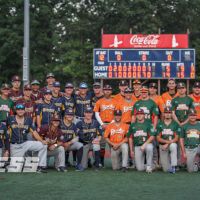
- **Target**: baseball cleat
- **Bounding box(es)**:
[146,166,152,173]
[57,166,67,172]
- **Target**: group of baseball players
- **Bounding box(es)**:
[0,73,200,173]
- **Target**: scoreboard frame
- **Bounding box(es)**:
[93,48,196,80]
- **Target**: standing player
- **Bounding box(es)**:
[76,107,102,170]
[94,84,117,167]
[60,109,84,171]
[30,80,43,104]
[63,82,75,111]
[127,109,155,173]
[180,109,200,172]
[132,80,142,101]
[91,82,104,108]
[171,82,194,126]
[113,80,128,102]
[8,103,47,173]
[41,73,56,93]
[0,83,14,124]
[9,75,23,103]
[162,79,178,107]
[156,107,181,173]
[104,110,129,172]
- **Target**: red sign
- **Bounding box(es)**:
[102,34,188,48]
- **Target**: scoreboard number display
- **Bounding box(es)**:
[93,49,195,79]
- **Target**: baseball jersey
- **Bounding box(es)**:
[0,122,9,150]
[162,91,178,107]
[51,94,64,115]
[9,89,23,103]
[31,91,43,103]
[116,99,135,123]
[171,96,194,122]
[76,119,102,144]
[180,122,200,148]
[156,120,181,142]
[0,96,14,123]
[127,121,155,146]
[91,94,104,108]
[94,97,117,123]
[189,94,200,120]
[150,95,165,113]
[113,93,125,102]
[104,122,129,144]
[74,94,92,117]
[36,102,58,126]
[63,95,75,110]
[132,93,141,102]
[132,99,159,123]
[7,116,35,144]
[60,121,77,142]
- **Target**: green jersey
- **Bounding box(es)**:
[156,120,181,142]
[127,121,155,146]
[0,96,14,122]
[180,122,200,148]
[171,96,194,122]
[132,99,159,123]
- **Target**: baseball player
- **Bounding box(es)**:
[171,82,194,126]
[8,103,48,173]
[60,109,84,171]
[91,82,104,108]
[180,109,200,172]
[162,79,178,107]
[39,115,66,172]
[41,72,56,93]
[76,107,102,170]
[0,122,9,158]
[127,108,155,173]
[132,80,142,101]
[104,110,129,172]
[113,80,128,102]
[30,80,43,104]
[0,83,14,124]
[63,82,75,111]
[156,107,181,173]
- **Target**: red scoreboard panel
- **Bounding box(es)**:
[93,49,195,79]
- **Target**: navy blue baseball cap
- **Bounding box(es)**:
[84,106,93,113]
[79,82,88,89]
[65,82,74,88]
[53,81,61,87]
[16,103,25,110]
[44,89,52,95]
[65,109,74,116]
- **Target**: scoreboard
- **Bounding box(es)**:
[93,49,195,79]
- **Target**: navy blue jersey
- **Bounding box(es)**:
[74,94,92,117]
[63,96,75,111]
[7,116,36,144]
[36,102,58,126]
[76,119,102,144]
[60,121,77,142]
[0,122,9,150]
[51,94,64,116]
[91,94,104,108]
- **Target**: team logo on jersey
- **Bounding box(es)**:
[101,105,115,111]
[123,106,132,113]
[134,130,147,137]
[186,129,199,138]
[162,129,173,136]
[0,105,10,112]
[176,104,189,110]
[110,128,124,136]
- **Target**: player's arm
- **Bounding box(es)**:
[32,130,47,145]
[179,127,186,159]
[172,111,181,125]
[156,133,170,144]
[36,104,42,130]
[131,107,136,123]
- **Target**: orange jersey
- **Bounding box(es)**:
[150,95,165,113]
[116,99,135,123]
[132,93,141,102]
[94,97,117,122]
[104,122,129,144]
[161,92,178,107]
[189,94,200,119]
[113,93,125,102]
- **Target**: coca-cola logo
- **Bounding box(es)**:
[130,35,160,45]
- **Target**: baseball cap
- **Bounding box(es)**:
[44,89,52,95]
[31,80,40,85]
[84,106,93,113]
[103,84,112,90]
[119,80,128,86]
[177,82,186,89]
[16,103,25,110]
[193,81,200,88]
[24,84,32,90]
[188,109,197,116]
[53,81,61,87]
[133,80,141,85]
[124,87,133,93]
[149,82,157,88]
[51,115,61,122]
[140,86,149,93]
[65,108,74,116]
[11,75,21,82]
[65,82,74,88]
[164,107,172,113]
[1,83,10,90]
[46,73,55,79]
[114,110,122,116]
[136,108,145,115]
[93,82,101,88]
[79,82,88,89]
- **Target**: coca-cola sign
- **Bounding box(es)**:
[102,34,188,48]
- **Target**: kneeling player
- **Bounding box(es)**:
[77,107,102,170]
[156,107,181,173]
[104,110,129,172]
[128,109,155,173]
[180,109,200,172]
[60,109,84,171]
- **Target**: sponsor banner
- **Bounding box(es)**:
[102,34,188,48]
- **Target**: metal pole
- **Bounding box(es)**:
[23,0,30,85]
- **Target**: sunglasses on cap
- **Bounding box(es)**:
[16,104,25,110]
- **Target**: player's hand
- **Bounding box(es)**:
[37,127,41,133]
[49,144,56,151]
[113,144,120,150]
[41,140,48,145]
[63,142,70,150]
[102,124,107,130]
[92,138,100,145]
[182,152,187,161]
[3,151,9,161]
[140,144,146,152]
[130,151,134,159]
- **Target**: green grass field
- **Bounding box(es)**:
[0,165,200,200]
